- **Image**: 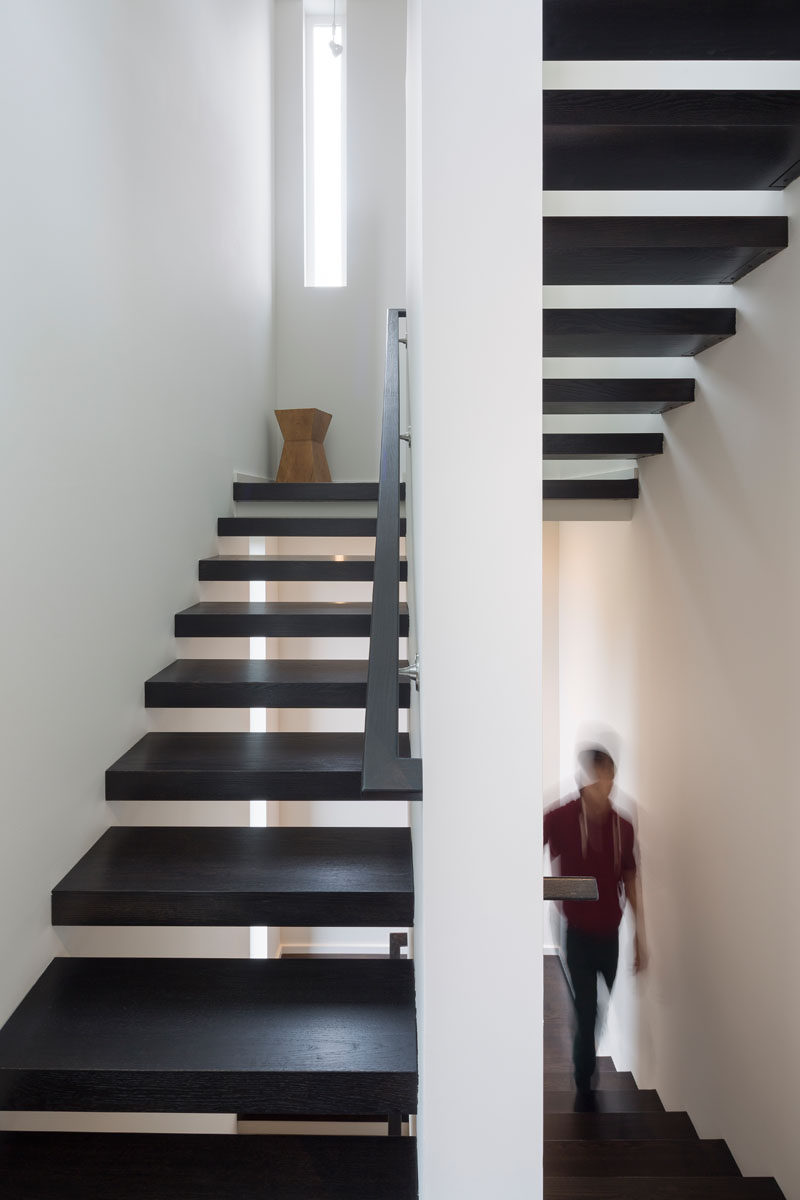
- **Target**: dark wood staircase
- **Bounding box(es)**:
[0,478,418,1197]
[543,957,784,1198]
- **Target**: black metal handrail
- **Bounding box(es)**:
[361,308,422,797]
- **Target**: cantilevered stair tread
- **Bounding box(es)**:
[543,379,695,414]
[199,555,408,581]
[543,480,639,501]
[544,91,800,190]
[0,957,418,1113]
[544,1111,697,1141]
[0,1132,419,1200]
[174,602,409,638]
[218,516,405,536]
[233,482,405,501]
[52,826,414,927]
[544,434,663,459]
[544,1090,664,1114]
[545,1139,740,1177]
[544,217,788,284]
[544,1070,638,1092]
[544,0,800,61]
[145,659,411,709]
[544,1180,784,1200]
[543,308,736,357]
[106,732,414,801]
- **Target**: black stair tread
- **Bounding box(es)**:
[544,434,663,459]
[233,482,405,501]
[174,602,409,638]
[545,0,800,61]
[145,659,411,709]
[544,1071,637,1091]
[106,732,415,801]
[0,958,417,1113]
[545,1139,740,1177]
[545,1111,697,1140]
[200,554,408,581]
[544,91,800,190]
[544,1091,664,1114]
[545,1180,784,1200]
[544,217,788,284]
[0,1132,418,1200]
[544,480,639,501]
[52,826,414,927]
[218,517,406,536]
[543,309,736,357]
[543,379,695,415]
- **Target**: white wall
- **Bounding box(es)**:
[556,174,800,1198]
[407,2,543,1196]
[0,0,274,1040]
[273,0,406,481]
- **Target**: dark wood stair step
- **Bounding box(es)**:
[543,379,695,414]
[233,482,405,501]
[0,958,417,1113]
[544,1070,637,1091]
[544,308,736,357]
[544,91,800,190]
[52,826,414,927]
[544,434,663,460]
[544,1111,696,1140]
[0,1132,418,1200]
[199,555,408,581]
[544,480,639,501]
[545,1139,740,1177]
[545,1180,784,1199]
[174,602,409,638]
[106,732,415,801]
[544,217,788,284]
[545,0,800,61]
[218,517,405,536]
[145,659,411,708]
[544,1090,664,1114]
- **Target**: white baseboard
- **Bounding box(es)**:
[278,941,391,958]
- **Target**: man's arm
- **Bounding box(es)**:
[623,870,648,974]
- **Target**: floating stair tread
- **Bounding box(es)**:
[52,826,414,927]
[544,1111,696,1140]
[145,659,411,709]
[544,480,639,501]
[0,958,417,1113]
[544,0,800,61]
[544,91,800,190]
[545,1139,739,1176]
[544,1090,664,1114]
[200,555,408,581]
[544,308,736,357]
[544,1071,637,1092]
[544,434,663,459]
[544,217,788,284]
[0,1132,419,1200]
[218,517,406,536]
[234,482,405,501]
[174,602,409,638]
[106,732,414,801]
[545,1180,784,1200]
[543,379,695,415]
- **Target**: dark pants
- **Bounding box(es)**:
[565,926,619,1093]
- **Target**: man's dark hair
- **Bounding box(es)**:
[578,746,615,774]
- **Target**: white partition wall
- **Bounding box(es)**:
[406,2,544,1195]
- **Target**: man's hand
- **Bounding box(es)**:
[633,932,649,974]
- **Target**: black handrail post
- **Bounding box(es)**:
[361,309,422,797]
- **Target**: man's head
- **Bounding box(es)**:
[577,745,616,812]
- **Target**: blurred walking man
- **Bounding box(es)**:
[544,744,647,1111]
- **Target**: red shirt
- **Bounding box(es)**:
[544,796,637,935]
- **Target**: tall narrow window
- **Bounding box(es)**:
[304,0,347,287]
